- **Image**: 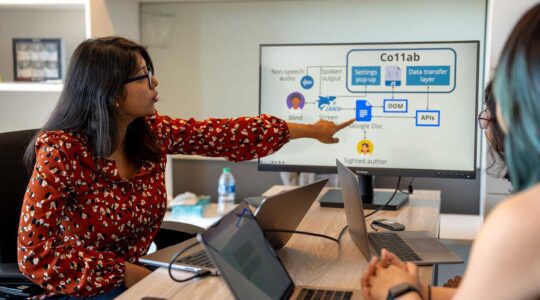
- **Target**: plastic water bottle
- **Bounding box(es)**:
[218,167,236,214]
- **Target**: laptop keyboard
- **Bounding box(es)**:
[175,250,215,268]
[368,232,422,262]
[297,288,353,300]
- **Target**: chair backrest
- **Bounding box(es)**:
[0,129,38,264]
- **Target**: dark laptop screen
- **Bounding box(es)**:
[199,208,293,300]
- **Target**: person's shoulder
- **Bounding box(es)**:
[490,184,540,225]
[36,130,88,156]
[483,184,540,246]
[37,130,81,144]
[454,186,540,299]
[456,184,540,297]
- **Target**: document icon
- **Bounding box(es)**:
[385,65,402,86]
[356,100,372,122]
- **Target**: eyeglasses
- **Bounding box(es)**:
[123,70,153,88]
[477,109,492,129]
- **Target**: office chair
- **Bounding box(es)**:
[0,129,44,298]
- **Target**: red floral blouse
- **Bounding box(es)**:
[17,112,289,298]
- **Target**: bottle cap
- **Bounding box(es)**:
[223,167,231,172]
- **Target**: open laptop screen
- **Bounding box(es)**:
[336,159,372,260]
[199,208,294,300]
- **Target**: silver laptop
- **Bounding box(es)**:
[254,178,328,249]
[198,207,361,300]
[140,179,328,275]
[336,159,463,265]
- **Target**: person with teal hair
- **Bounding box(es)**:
[360,4,540,300]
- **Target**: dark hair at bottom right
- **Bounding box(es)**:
[484,82,510,181]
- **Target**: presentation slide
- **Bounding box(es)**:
[259,42,479,175]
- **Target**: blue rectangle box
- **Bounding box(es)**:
[383,99,408,113]
[406,66,450,86]
[415,110,441,127]
[351,66,381,86]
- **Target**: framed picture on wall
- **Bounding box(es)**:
[12,38,63,82]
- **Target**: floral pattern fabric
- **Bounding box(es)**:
[17,112,289,298]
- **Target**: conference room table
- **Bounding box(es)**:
[118,187,441,300]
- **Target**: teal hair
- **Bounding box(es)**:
[493,4,540,192]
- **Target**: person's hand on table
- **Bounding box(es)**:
[361,249,425,300]
[367,263,422,300]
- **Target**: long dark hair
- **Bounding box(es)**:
[24,37,162,171]
[484,82,507,178]
[493,4,540,191]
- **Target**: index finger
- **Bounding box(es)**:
[336,118,355,130]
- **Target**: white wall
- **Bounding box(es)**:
[0,8,86,133]
[0,9,86,82]
[0,92,59,133]
[490,0,539,69]
[88,0,140,42]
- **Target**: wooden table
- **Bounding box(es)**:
[118,188,441,300]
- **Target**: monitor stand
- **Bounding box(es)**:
[319,175,409,210]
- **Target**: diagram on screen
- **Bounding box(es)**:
[259,42,479,171]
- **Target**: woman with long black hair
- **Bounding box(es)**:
[17,36,353,299]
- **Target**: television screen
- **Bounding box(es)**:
[259,41,479,179]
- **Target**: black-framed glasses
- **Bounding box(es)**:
[477,109,492,129]
[123,70,153,88]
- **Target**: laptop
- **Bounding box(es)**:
[140,179,328,275]
[254,178,328,249]
[336,159,463,265]
[198,207,361,300]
